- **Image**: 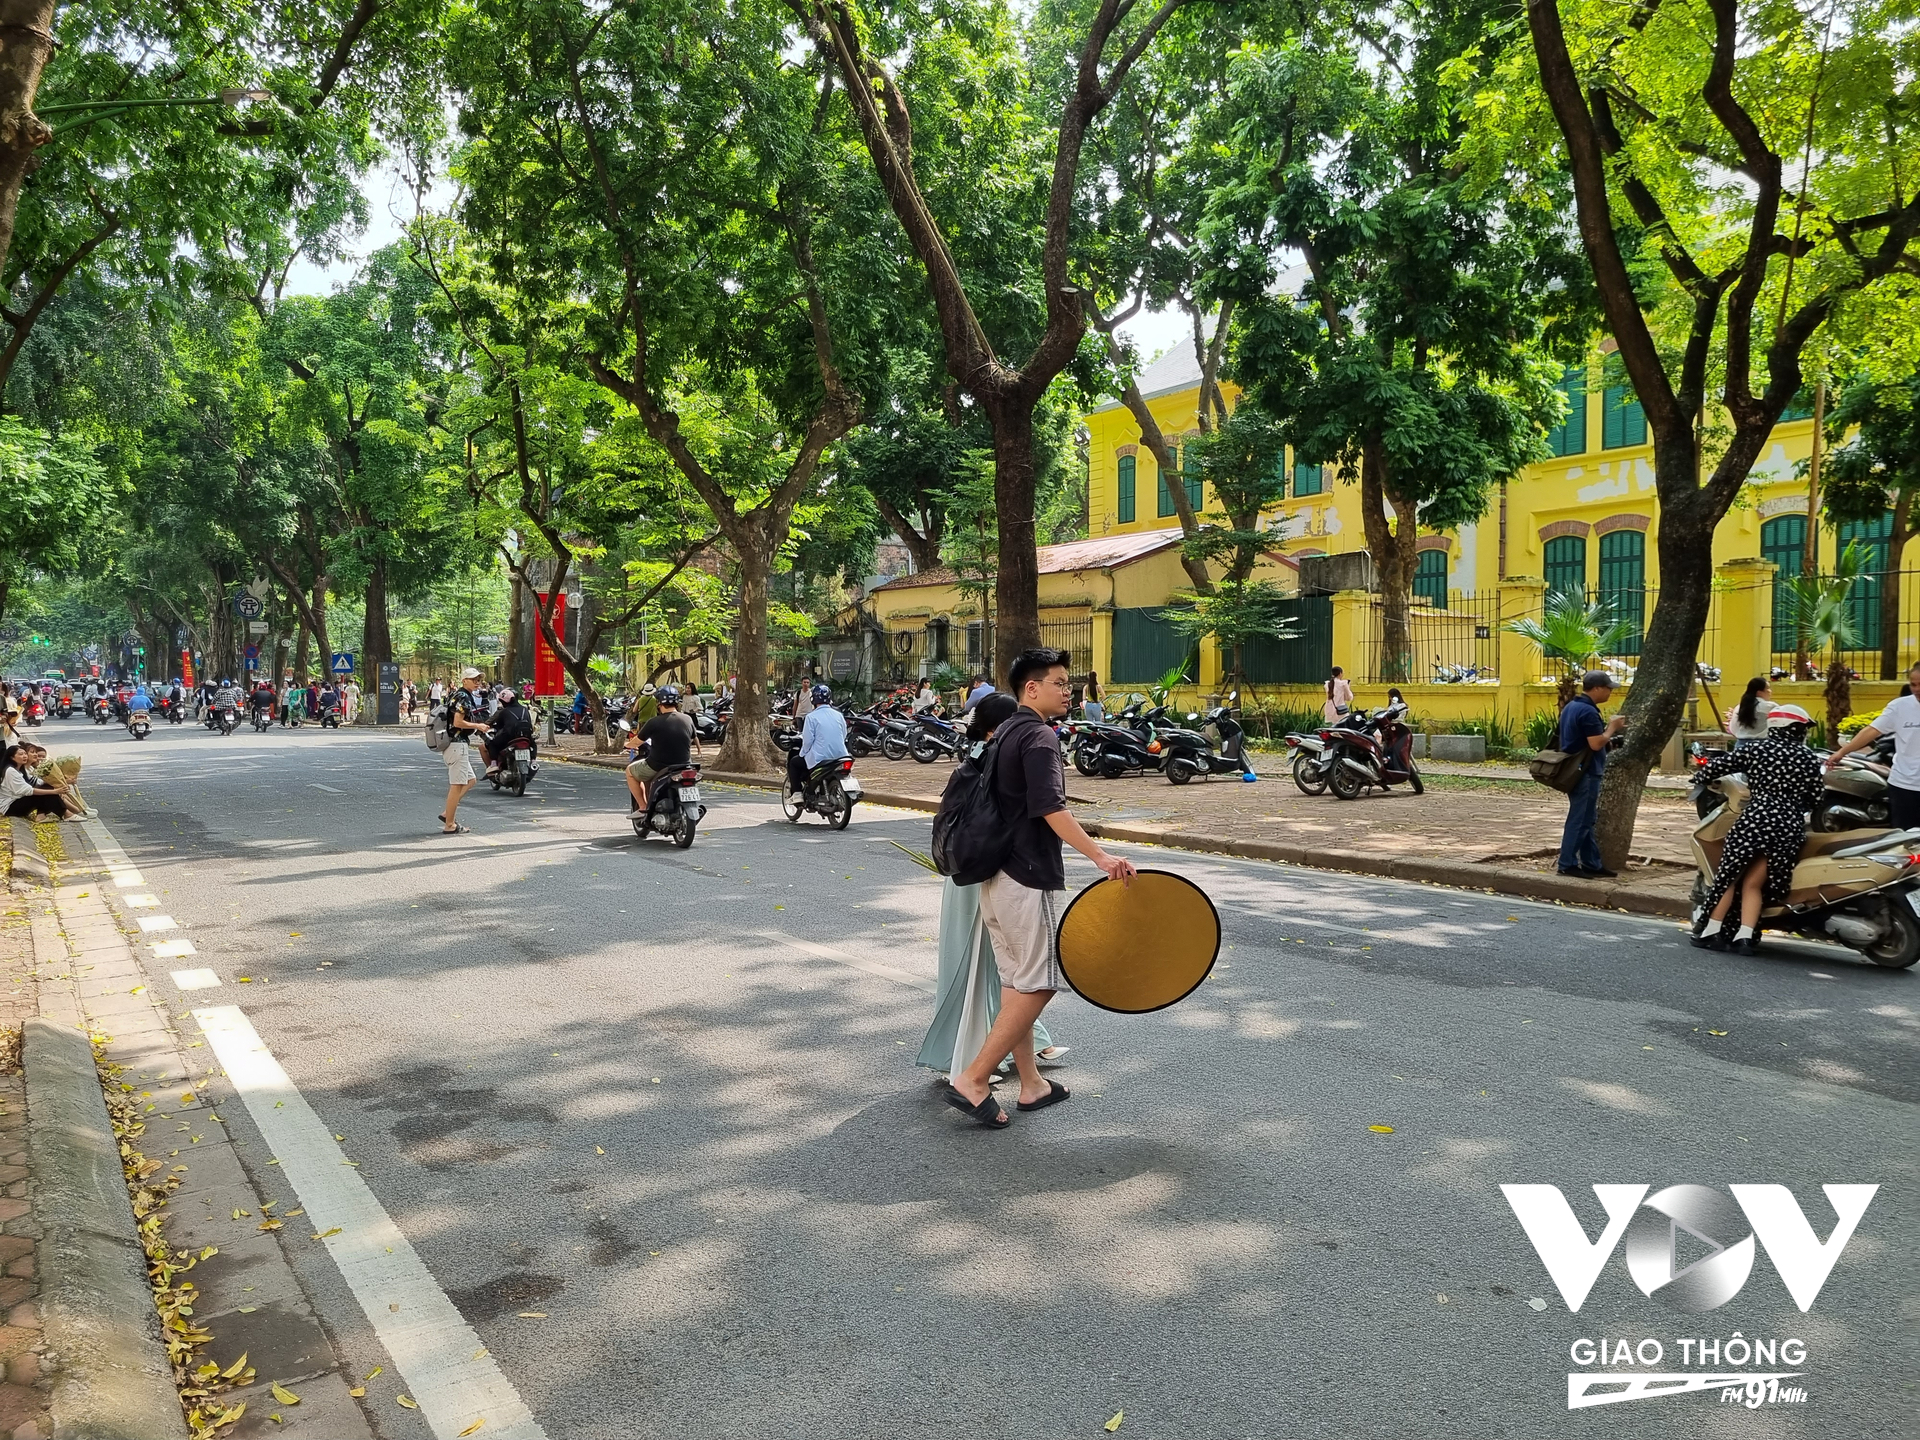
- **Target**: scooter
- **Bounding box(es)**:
[1161,697,1257,784]
[487,736,540,797]
[1690,772,1920,968]
[317,701,341,730]
[631,757,704,848]
[878,711,920,762]
[127,708,151,741]
[251,703,274,733]
[909,712,965,764]
[20,696,44,728]
[1813,735,1894,832]
[1324,701,1424,799]
[215,704,239,736]
[775,731,862,828]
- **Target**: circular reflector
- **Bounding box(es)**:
[1056,869,1221,1014]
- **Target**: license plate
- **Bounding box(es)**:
[1905,889,1920,919]
[839,779,863,796]
[679,786,700,802]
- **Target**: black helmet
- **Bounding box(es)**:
[811,683,832,704]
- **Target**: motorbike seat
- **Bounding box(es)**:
[1818,828,1920,859]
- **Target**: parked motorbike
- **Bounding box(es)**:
[1813,735,1895,832]
[878,711,920,762]
[1324,701,1424,799]
[127,708,151,741]
[909,712,965,764]
[693,705,729,749]
[1690,773,1920,968]
[1161,697,1257,784]
[1079,701,1167,779]
[775,731,861,828]
[487,736,540,797]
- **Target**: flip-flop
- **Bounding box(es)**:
[1036,1046,1070,1068]
[439,824,469,835]
[939,1082,1007,1127]
[1016,1080,1070,1113]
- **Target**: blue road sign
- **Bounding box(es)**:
[331,652,355,674]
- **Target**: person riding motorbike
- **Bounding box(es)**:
[624,685,693,812]
[481,689,535,775]
[250,679,277,724]
[1691,704,1824,954]
[787,683,849,800]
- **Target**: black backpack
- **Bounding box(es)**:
[931,712,1043,885]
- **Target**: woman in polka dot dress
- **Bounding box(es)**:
[1693,705,1824,954]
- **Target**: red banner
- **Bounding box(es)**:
[180,652,195,687]
[534,592,567,696]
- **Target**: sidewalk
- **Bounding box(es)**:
[0,827,48,1440]
[542,734,1698,918]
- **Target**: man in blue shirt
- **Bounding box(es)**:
[965,675,996,711]
[789,684,848,796]
[1557,670,1628,878]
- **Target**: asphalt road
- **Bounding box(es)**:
[42,715,1919,1438]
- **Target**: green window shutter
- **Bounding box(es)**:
[1414,548,1449,609]
[1837,511,1892,651]
[1116,455,1135,523]
[1548,368,1587,456]
[1183,446,1202,512]
[1293,461,1323,496]
[1158,447,1177,516]
[1760,514,1806,652]
[1596,530,1646,654]
[1543,535,1586,599]
[1602,386,1646,448]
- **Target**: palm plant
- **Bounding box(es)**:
[1784,540,1869,739]
[1505,590,1635,708]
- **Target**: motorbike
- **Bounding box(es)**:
[317,700,341,730]
[127,707,151,741]
[1813,735,1895,832]
[487,735,540,797]
[1323,701,1424,799]
[878,710,921,762]
[909,711,965,764]
[1073,698,1169,779]
[693,705,729,749]
[88,695,111,725]
[20,696,44,727]
[55,695,73,719]
[630,757,704,848]
[251,703,275,733]
[1161,698,1256,784]
[775,731,861,828]
[215,704,239,737]
[1690,772,1920,968]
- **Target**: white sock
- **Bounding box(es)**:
[1735,925,1756,941]
[1699,918,1722,937]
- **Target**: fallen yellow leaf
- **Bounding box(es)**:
[1369,1125,1395,1134]
[257,1220,283,1232]
[516,1311,547,1319]
[363,1367,384,1382]
[349,1387,366,1398]
[459,1421,486,1436]
[268,1413,281,1424]
[1707,1029,1728,1036]
[313,1227,342,1240]
[231,1208,249,1220]
[220,1352,250,1380]
[271,1382,300,1405]
[397,1395,417,1409]
[289,932,303,937]
[284,1209,303,1218]
[1106,1412,1124,1432]
[237,1306,256,1314]
[595,1146,604,1155]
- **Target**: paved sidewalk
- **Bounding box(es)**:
[0,826,47,1440]
[541,735,1698,917]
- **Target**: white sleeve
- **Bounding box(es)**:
[1872,699,1905,734]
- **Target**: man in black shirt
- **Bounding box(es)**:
[625,686,694,811]
[480,689,534,774]
[942,648,1135,1129]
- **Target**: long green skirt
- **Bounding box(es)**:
[915,877,1053,1077]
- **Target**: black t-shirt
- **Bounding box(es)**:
[448,686,484,742]
[991,710,1067,891]
[639,712,693,771]
[490,700,532,744]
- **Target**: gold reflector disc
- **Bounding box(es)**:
[1056,870,1221,1014]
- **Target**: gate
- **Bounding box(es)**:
[1239,595,1333,685]
[1112,607,1196,684]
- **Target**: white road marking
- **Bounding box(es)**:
[170,968,220,990]
[126,892,159,907]
[309,783,343,793]
[136,915,177,932]
[194,1006,547,1440]
[752,929,935,994]
[150,939,198,958]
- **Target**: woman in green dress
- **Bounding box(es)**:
[915,693,1068,1079]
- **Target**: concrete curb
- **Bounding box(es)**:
[24,1019,188,1440]
[550,755,1692,918]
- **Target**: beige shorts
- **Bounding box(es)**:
[444,742,476,785]
[626,759,658,783]
[978,871,1067,993]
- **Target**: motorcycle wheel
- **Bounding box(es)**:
[1328,763,1365,800]
[780,780,804,822]
[511,772,527,797]
[1165,757,1196,785]
[1863,903,1920,969]
[880,735,910,762]
[1292,754,1328,796]
[826,781,852,830]
[1073,746,1101,777]
[673,813,698,849]
[909,737,941,764]
[1101,756,1128,780]
[1406,763,1424,796]
[849,735,873,758]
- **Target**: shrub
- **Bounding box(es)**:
[1837,712,1880,738]
[1526,709,1560,750]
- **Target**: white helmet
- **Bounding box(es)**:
[1766,704,1813,730]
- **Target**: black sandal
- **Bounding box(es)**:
[1017,1080,1070,1113]
[940,1082,1007,1127]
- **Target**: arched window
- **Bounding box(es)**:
[1543,535,1587,600]
[1414,548,1449,609]
[1116,455,1136,524]
[1761,514,1806,654]
[1597,530,1646,654]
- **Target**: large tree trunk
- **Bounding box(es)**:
[1356,440,1417,682]
[309,578,330,661]
[1824,656,1851,743]
[505,569,526,683]
[988,403,1041,681]
[714,543,782,773]
[1879,497,1908,681]
[293,619,311,682]
[363,554,393,674]
[0,1,54,286]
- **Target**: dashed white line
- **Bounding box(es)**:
[136,915,177,933]
[752,929,935,993]
[309,783,343,793]
[150,939,198,958]
[194,1005,547,1440]
[170,968,220,990]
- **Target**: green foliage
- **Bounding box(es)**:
[0,418,116,618]
[1505,590,1635,677]
[1158,579,1300,687]
[1823,376,1920,524]
[1785,540,1868,660]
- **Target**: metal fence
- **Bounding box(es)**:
[1769,568,1920,681]
[1038,616,1094,677]
[1361,591,1503,683]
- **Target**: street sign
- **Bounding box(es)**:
[248,620,269,634]
[830,651,854,679]
[377,662,401,724]
[244,643,260,662]
[244,656,259,671]
[1474,625,1491,639]
[331,652,355,674]
[234,593,265,620]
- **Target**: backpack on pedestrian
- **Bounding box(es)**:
[425,701,453,752]
[931,713,1042,885]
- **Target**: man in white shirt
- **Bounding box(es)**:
[1827,661,1920,830]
